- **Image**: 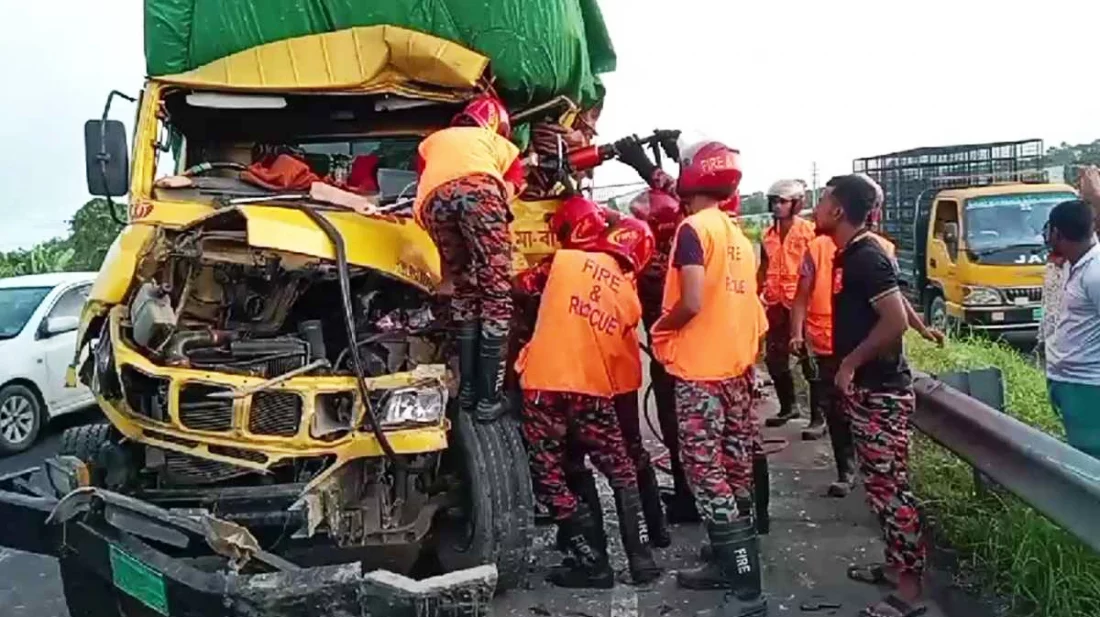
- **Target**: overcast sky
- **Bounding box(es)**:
[0,0,1096,251]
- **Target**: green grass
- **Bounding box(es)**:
[741,220,763,244]
[906,334,1100,616]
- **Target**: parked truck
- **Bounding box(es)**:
[855,139,1077,336]
[0,2,620,615]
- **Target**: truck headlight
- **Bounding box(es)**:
[379,384,447,427]
[963,286,1003,306]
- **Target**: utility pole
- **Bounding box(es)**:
[811,161,819,207]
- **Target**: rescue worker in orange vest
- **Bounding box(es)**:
[517,196,671,558]
[413,95,526,423]
[650,140,768,616]
[515,217,662,588]
[615,140,772,533]
[758,180,818,436]
[790,174,944,498]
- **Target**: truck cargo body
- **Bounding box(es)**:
[854,140,1076,335]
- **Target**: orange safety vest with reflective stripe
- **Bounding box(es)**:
[804,232,897,356]
[413,127,521,226]
[652,208,767,380]
[516,250,642,396]
[762,217,815,308]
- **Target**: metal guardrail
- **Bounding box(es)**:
[912,372,1100,553]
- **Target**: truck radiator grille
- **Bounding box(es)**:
[1002,286,1042,304]
[248,392,303,437]
[178,384,234,431]
[163,451,252,485]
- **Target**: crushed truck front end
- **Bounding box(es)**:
[0,26,571,616]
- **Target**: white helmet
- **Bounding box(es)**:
[766,179,806,200]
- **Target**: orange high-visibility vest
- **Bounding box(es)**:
[804,235,837,356]
[805,232,897,356]
[516,250,643,396]
[762,217,815,308]
[413,127,521,225]
[652,208,767,381]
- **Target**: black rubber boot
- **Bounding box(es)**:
[614,488,663,584]
[557,469,605,554]
[801,413,826,441]
[678,518,767,616]
[637,466,671,548]
[455,322,480,415]
[801,375,827,440]
[764,371,798,427]
[474,327,509,422]
[716,518,768,616]
[701,498,753,562]
[548,507,614,589]
[752,455,770,536]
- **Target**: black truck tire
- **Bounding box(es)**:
[59,423,113,463]
[435,412,533,592]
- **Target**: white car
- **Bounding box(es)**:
[0,272,98,454]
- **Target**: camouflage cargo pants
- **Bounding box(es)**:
[522,390,637,521]
[563,391,652,475]
[675,370,757,524]
[421,174,513,337]
[844,385,925,575]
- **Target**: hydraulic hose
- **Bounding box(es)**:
[297,206,402,471]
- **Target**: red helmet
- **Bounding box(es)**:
[452,95,511,138]
[549,195,608,249]
[593,217,656,273]
[629,189,682,246]
[677,141,743,197]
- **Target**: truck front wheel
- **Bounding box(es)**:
[433,412,534,592]
[926,294,949,333]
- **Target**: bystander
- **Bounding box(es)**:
[1044,199,1100,459]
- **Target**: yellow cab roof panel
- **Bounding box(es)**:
[938,182,1078,201]
[152,26,489,100]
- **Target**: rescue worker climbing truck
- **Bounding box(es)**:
[854,139,1077,337]
[0,5,623,614]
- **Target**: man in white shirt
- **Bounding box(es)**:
[1044,199,1100,459]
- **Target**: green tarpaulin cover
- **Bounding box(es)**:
[144,0,616,106]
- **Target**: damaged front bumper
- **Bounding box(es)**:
[0,465,496,617]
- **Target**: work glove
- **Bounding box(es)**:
[614,136,657,179]
[656,131,681,162]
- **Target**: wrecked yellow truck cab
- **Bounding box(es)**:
[2,26,596,615]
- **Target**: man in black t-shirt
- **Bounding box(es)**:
[813,175,926,617]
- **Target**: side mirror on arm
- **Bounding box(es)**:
[941,219,959,241]
[83,119,130,197]
[943,222,959,245]
[43,316,80,338]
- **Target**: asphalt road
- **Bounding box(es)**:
[0,408,98,617]
[0,395,1002,617]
